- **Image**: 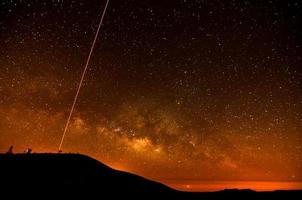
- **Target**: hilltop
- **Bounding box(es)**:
[0,153,300,199]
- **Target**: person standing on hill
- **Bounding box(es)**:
[6,146,13,154]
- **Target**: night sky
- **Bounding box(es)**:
[0,0,302,190]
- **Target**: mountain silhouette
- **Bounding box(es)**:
[0,153,300,199]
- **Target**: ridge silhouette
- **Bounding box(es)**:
[0,153,300,199]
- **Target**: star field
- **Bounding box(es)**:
[0,0,301,187]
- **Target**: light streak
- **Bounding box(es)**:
[58,0,110,151]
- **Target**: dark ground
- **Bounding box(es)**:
[0,153,300,199]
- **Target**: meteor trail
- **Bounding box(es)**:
[58,0,110,151]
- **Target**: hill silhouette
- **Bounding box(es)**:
[0,153,301,199]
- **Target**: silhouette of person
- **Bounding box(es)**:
[24,148,32,154]
[6,146,13,154]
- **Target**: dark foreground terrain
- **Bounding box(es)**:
[0,153,300,199]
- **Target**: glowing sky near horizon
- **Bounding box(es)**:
[0,0,302,190]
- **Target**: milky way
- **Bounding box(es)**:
[0,0,301,186]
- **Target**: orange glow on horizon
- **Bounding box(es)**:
[165,181,302,192]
